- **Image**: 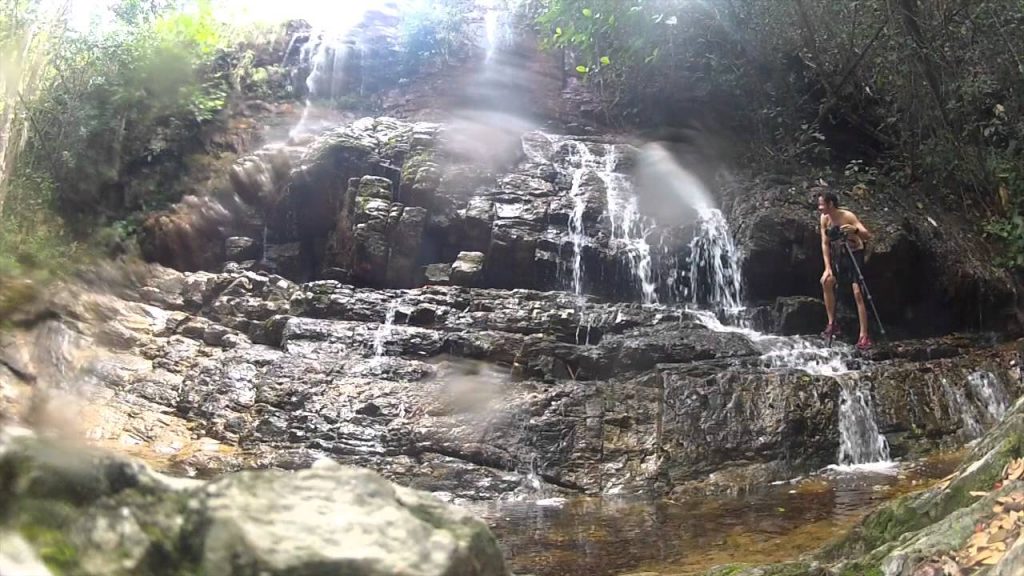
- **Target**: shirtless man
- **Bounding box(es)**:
[818,190,873,350]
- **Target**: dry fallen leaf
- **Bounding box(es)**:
[966,548,998,566]
[1005,459,1024,481]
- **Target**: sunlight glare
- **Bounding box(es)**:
[67,0,397,33]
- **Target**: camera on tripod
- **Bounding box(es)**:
[826,225,847,242]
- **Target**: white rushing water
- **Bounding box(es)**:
[836,377,892,466]
[968,370,1010,422]
[371,300,402,360]
[286,2,389,139]
[687,309,852,376]
[941,378,984,439]
[550,137,658,303]
[564,141,592,298]
[602,146,658,304]
[685,211,893,467]
[482,0,514,63]
[688,208,743,317]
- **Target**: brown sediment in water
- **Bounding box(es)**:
[476,452,965,576]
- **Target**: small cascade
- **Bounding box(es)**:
[688,309,852,376]
[564,141,593,298]
[688,208,743,316]
[549,137,658,303]
[837,377,891,466]
[941,378,984,439]
[371,300,402,360]
[291,32,358,138]
[601,146,658,304]
[968,371,1010,422]
[286,5,377,139]
[482,0,514,63]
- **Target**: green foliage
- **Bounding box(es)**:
[398,0,473,76]
[984,163,1024,271]
[20,0,232,219]
[536,0,678,120]
[0,173,83,280]
[533,0,1024,260]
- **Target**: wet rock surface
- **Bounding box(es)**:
[141,116,1020,340]
[0,429,510,576]
[2,265,1021,502]
[691,395,1024,576]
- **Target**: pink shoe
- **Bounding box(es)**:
[821,323,841,339]
[856,335,873,351]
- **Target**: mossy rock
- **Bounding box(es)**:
[823,412,1024,561]
[703,562,822,576]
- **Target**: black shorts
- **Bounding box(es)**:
[834,248,865,287]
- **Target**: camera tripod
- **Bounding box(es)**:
[828,238,887,348]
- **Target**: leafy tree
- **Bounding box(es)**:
[18,0,229,221]
[533,0,1024,268]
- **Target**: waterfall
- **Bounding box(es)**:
[941,378,984,439]
[837,377,891,466]
[286,3,379,140]
[968,371,1010,422]
[371,300,402,360]
[291,34,357,139]
[483,0,514,63]
[688,208,743,315]
[688,310,852,375]
[551,138,658,303]
[565,141,593,298]
[601,146,658,304]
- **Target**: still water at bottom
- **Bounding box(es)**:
[465,454,961,576]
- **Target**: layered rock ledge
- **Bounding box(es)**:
[2,265,1020,501]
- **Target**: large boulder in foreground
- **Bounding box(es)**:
[0,429,510,576]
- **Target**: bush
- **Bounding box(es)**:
[984,162,1024,271]
[0,173,84,280]
[398,0,474,77]
[20,0,231,221]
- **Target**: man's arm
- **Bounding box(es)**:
[854,216,871,240]
[841,213,872,241]
[820,215,832,271]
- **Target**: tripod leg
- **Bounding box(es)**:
[843,244,887,339]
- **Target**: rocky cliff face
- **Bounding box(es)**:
[140,113,1020,340]
[6,5,1024,573]
[2,260,1021,501]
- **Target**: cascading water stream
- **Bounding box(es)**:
[564,141,592,299]
[688,208,743,317]
[941,378,984,439]
[836,377,891,466]
[372,300,402,361]
[550,137,658,303]
[968,370,1010,422]
[482,0,514,63]
[684,210,892,466]
[600,145,658,304]
[687,310,852,376]
[285,3,386,139]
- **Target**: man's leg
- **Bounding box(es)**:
[822,273,837,325]
[852,282,869,339]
